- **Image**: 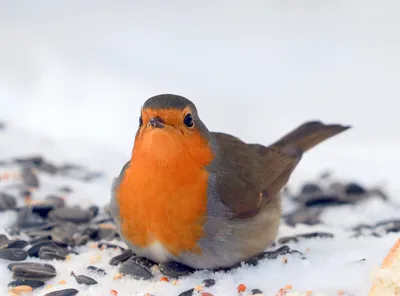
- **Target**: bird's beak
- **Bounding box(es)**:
[147,117,164,128]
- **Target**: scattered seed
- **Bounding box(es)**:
[201,293,214,296]
[283,256,288,264]
[0,248,28,261]
[70,271,98,285]
[306,291,313,296]
[27,240,58,257]
[1,239,29,249]
[43,288,79,296]
[172,280,179,285]
[8,279,45,289]
[284,285,292,290]
[87,265,107,275]
[74,235,90,246]
[48,207,92,224]
[337,291,345,295]
[251,289,263,295]
[113,273,123,280]
[160,277,169,282]
[194,285,203,291]
[202,279,216,288]
[39,250,67,261]
[11,262,57,281]
[118,260,152,280]
[9,285,33,293]
[132,257,156,269]
[159,261,195,278]
[109,249,134,266]
[110,290,118,296]
[238,284,246,292]
[178,288,194,296]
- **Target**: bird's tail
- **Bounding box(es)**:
[270,121,351,152]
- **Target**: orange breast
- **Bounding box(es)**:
[116,128,214,256]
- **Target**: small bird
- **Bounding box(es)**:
[110,94,350,269]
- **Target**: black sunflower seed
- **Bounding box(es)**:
[8,262,56,272]
[109,249,134,266]
[8,279,45,289]
[21,167,40,188]
[202,278,216,288]
[118,260,152,280]
[178,288,194,296]
[0,248,28,261]
[39,250,67,261]
[1,239,28,249]
[48,207,92,224]
[44,288,79,296]
[11,263,57,281]
[252,288,263,295]
[27,240,58,257]
[51,223,79,246]
[130,256,156,269]
[73,235,90,246]
[278,232,334,244]
[159,261,195,278]
[0,192,17,211]
[87,265,107,275]
[70,271,98,285]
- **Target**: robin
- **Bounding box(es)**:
[110,94,350,269]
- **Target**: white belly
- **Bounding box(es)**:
[141,241,174,262]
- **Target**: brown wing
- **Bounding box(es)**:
[210,121,350,219]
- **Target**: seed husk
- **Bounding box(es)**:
[118,260,152,280]
[0,248,28,261]
[43,288,79,296]
[87,265,107,275]
[70,271,98,285]
[8,279,45,289]
[109,249,134,266]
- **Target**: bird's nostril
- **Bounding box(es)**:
[149,117,164,128]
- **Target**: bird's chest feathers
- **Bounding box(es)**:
[116,134,213,256]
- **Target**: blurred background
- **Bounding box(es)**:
[1,0,399,188]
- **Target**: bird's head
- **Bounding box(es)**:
[132,94,213,166]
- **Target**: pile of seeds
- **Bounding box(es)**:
[282,172,391,227]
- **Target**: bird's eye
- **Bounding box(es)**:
[139,116,143,127]
[183,114,194,127]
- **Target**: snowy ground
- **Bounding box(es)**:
[0,123,399,296]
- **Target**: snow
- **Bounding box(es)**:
[0,123,399,296]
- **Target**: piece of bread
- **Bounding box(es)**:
[369,238,400,296]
